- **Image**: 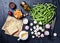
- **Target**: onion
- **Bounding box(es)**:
[45,24,50,29]
[25,26,29,30]
[23,18,28,24]
[44,31,49,36]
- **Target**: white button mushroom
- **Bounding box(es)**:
[44,31,49,36]
[53,33,57,37]
[23,18,28,24]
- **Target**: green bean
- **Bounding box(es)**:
[30,3,56,25]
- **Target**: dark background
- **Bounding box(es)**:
[0,0,60,43]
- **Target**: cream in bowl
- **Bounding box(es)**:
[17,31,28,41]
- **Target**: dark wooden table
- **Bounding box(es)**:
[0,0,60,43]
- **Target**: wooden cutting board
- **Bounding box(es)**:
[2,16,23,37]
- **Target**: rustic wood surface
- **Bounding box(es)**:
[0,0,60,43]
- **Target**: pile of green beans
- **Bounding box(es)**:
[30,3,56,25]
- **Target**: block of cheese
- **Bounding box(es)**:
[2,16,23,35]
